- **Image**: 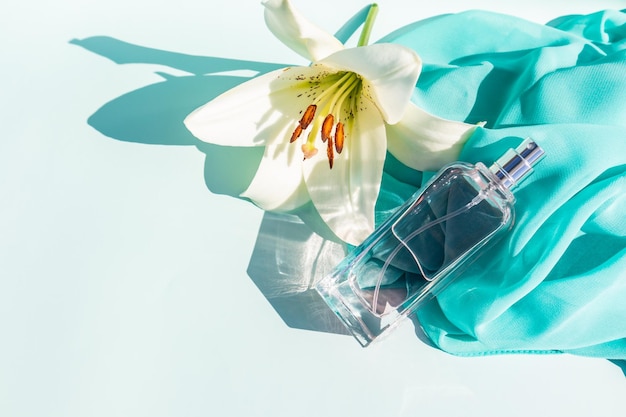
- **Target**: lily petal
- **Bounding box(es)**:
[302,96,386,245]
[319,43,422,124]
[185,69,283,147]
[185,65,337,148]
[386,103,481,171]
[241,138,311,212]
[263,0,345,62]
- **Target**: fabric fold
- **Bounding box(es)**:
[375,9,626,360]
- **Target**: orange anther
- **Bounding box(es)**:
[299,104,317,129]
[321,114,334,143]
[290,124,303,143]
[335,122,344,154]
[327,136,334,169]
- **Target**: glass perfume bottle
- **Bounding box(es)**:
[315,138,545,346]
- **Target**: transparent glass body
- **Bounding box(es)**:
[316,161,517,346]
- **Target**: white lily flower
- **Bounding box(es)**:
[185,0,479,245]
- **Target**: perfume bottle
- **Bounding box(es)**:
[315,138,545,346]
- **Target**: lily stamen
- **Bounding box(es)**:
[335,122,344,153]
[289,70,363,169]
[290,124,303,143]
[299,104,317,129]
[327,135,334,169]
[311,72,354,106]
[321,114,334,143]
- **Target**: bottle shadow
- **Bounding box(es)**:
[247,212,351,335]
[71,36,352,335]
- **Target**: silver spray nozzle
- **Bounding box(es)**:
[490,138,545,189]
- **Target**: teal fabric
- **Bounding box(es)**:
[376,10,626,359]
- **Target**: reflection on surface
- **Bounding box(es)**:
[247,212,351,335]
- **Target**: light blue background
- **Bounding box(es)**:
[1,1,625,416]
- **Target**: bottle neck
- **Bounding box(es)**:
[489,139,544,190]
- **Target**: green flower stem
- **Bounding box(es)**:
[357,3,379,47]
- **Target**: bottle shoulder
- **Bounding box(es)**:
[429,161,516,206]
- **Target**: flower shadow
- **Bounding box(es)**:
[71,36,286,196]
[72,36,351,335]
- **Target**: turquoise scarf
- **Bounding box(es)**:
[376,9,626,361]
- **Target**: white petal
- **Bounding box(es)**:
[319,43,422,124]
[302,97,386,245]
[386,103,481,171]
[184,65,336,147]
[241,138,311,212]
[263,0,344,62]
[185,69,282,147]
